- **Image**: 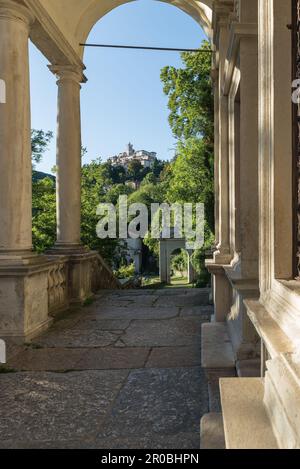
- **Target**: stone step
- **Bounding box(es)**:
[220,377,278,449]
[201,322,235,370]
[200,413,225,449]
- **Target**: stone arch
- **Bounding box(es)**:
[75,0,213,59]
[159,238,195,285]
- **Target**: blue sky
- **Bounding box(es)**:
[30,0,206,174]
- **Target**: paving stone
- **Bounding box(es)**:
[0,287,211,449]
[76,347,150,370]
[97,367,208,439]
[122,318,202,347]
[180,305,214,318]
[7,348,87,371]
[0,432,200,449]
[92,432,201,449]
[36,329,120,348]
[146,346,201,368]
[102,300,134,307]
[115,295,159,306]
[71,318,131,331]
[151,288,191,296]
[155,290,209,307]
[88,306,179,320]
[106,289,156,297]
[0,371,128,442]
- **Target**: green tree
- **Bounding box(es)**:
[166,139,214,233]
[127,160,147,184]
[31,130,53,166]
[161,41,213,146]
[32,177,56,253]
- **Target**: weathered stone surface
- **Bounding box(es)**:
[122,318,201,347]
[155,290,209,307]
[0,371,128,442]
[7,348,86,371]
[97,367,208,439]
[76,347,150,370]
[180,305,213,318]
[36,329,120,348]
[88,306,179,321]
[113,295,159,306]
[71,318,131,331]
[0,433,200,449]
[0,287,210,449]
[146,346,201,368]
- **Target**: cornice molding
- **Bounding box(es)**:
[223,22,258,95]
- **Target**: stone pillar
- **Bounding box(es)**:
[206,9,232,322]
[211,67,220,249]
[159,241,168,284]
[187,252,196,284]
[0,1,34,255]
[0,1,52,341]
[48,65,96,305]
[214,15,231,265]
[49,65,86,251]
[224,1,260,360]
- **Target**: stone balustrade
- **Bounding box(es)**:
[91,253,122,292]
[47,252,121,317]
[48,259,69,315]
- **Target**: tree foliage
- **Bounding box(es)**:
[31,130,53,166]
[161,41,213,146]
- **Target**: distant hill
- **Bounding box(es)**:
[32,171,55,183]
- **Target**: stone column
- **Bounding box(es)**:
[0,1,52,341]
[0,1,34,255]
[48,65,96,306]
[224,2,260,360]
[206,9,232,322]
[214,15,231,264]
[211,67,220,249]
[49,65,86,251]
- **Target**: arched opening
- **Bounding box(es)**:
[170,248,193,286]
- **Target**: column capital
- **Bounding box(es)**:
[0,0,34,28]
[49,65,87,85]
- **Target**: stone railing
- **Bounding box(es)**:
[47,252,122,316]
[91,253,122,292]
[48,259,69,315]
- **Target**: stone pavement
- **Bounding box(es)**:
[0,288,212,449]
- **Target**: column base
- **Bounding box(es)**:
[224,262,260,361]
[0,253,53,344]
[47,243,88,255]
